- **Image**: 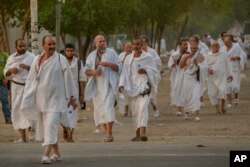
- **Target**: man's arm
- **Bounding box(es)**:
[179,54,190,69]
[79,81,85,102]
[19,63,31,71]
[5,68,18,76]
[98,62,118,71]
[85,69,101,77]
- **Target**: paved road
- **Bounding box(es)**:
[1,141,248,167]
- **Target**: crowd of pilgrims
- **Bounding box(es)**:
[1,32,248,164]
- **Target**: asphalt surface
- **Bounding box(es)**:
[0,141,249,167]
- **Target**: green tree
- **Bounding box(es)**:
[39,0,129,60]
[0,0,30,52]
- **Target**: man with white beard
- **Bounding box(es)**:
[168,38,189,116]
[119,37,159,141]
[221,34,246,107]
[20,35,77,164]
[179,43,205,121]
[84,35,121,142]
[4,39,35,143]
[207,41,232,114]
[140,35,162,118]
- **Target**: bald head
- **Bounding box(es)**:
[211,40,220,53]
[42,35,54,45]
[210,40,219,46]
[42,35,56,56]
[94,35,104,43]
[123,41,132,54]
[94,35,107,51]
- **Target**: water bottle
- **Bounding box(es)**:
[68,105,74,114]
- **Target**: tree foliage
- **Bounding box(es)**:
[1,0,250,55]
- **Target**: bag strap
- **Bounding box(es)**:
[77,58,81,75]
[77,58,83,98]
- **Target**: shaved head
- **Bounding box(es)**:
[123,41,132,54]
[211,40,220,53]
[42,35,56,56]
[94,35,105,44]
[94,35,106,51]
[210,40,219,46]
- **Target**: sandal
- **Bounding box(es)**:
[50,154,62,161]
[104,136,114,142]
[140,136,148,141]
[13,139,26,144]
[67,138,74,142]
[41,156,51,164]
[216,111,222,115]
[131,136,141,142]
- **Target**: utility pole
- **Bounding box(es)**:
[56,0,65,52]
[30,0,39,55]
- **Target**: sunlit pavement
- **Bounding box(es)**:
[1,141,249,167]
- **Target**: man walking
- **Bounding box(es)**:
[140,35,162,118]
[21,35,77,164]
[221,34,246,107]
[4,39,35,143]
[84,35,121,142]
[179,43,205,121]
[119,37,159,141]
[207,41,232,114]
[168,38,189,116]
[61,43,86,142]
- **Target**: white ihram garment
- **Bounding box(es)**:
[181,54,202,113]
[20,52,77,146]
[4,51,35,130]
[119,52,159,128]
[221,43,246,94]
[206,51,232,105]
[168,51,178,97]
[170,52,188,107]
[84,48,121,126]
[145,47,162,105]
[60,57,87,129]
[182,74,201,113]
[118,52,130,115]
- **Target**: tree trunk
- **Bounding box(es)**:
[157,24,164,55]
[82,35,91,64]
[60,33,66,46]
[129,27,133,39]
[20,7,30,39]
[175,15,189,49]
[0,6,10,53]
[77,35,83,60]
[153,23,159,49]
[130,25,137,38]
[150,19,154,46]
